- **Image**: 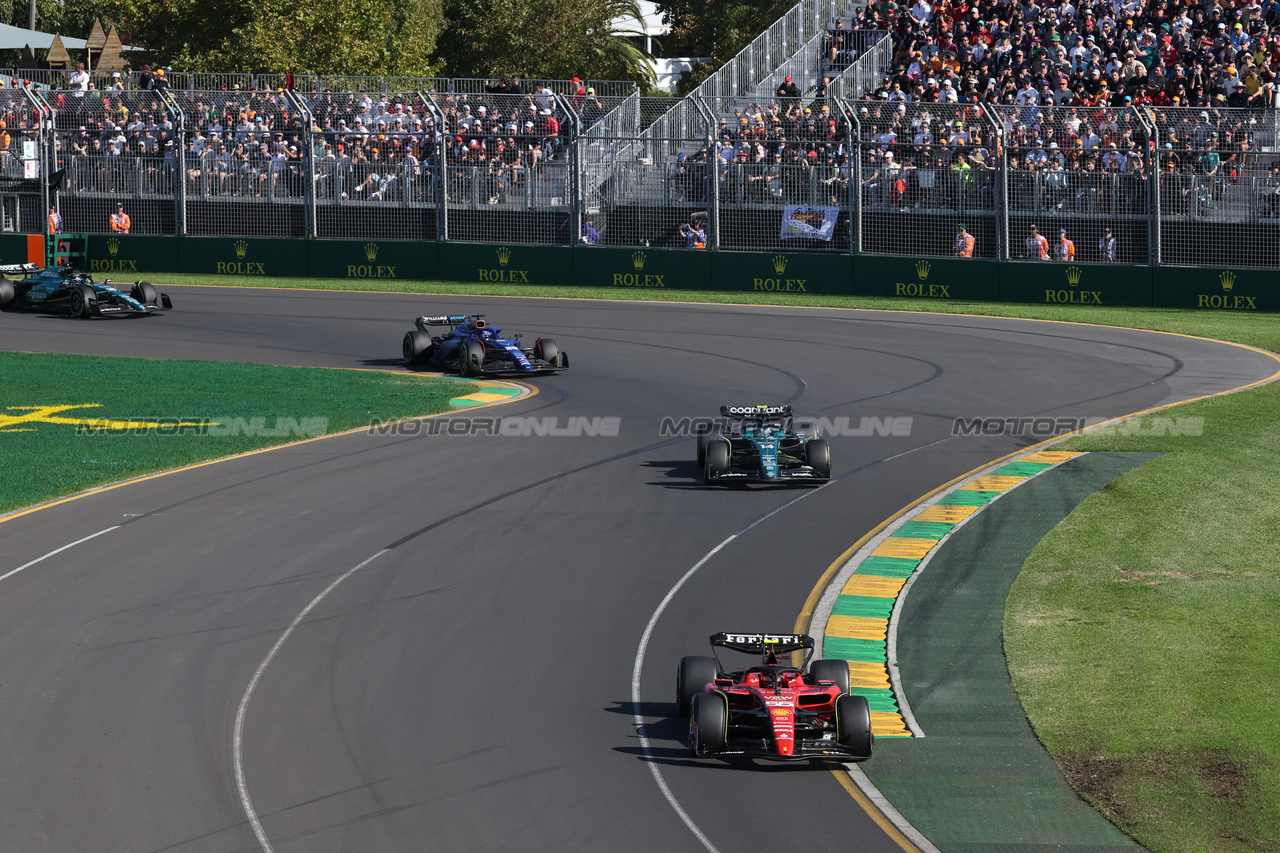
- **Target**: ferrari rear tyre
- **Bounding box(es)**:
[69,285,95,319]
[835,693,873,758]
[704,439,729,483]
[689,692,728,757]
[459,340,485,377]
[403,331,434,366]
[132,281,157,304]
[696,423,722,467]
[0,279,13,307]
[806,439,831,478]
[534,337,559,366]
[677,656,718,716]
[808,659,851,695]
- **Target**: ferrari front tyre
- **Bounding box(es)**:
[459,340,485,377]
[69,284,95,319]
[689,692,728,757]
[704,439,730,484]
[808,659,851,695]
[806,438,831,478]
[132,281,158,304]
[676,656,718,716]
[403,331,434,366]
[695,423,722,467]
[0,279,13,307]
[835,693,873,758]
[534,337,559,366]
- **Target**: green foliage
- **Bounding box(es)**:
[436,0,654,85]
[655,0,794,89]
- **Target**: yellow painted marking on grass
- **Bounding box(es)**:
[0,404,212,433]
[869,538,937,559]
[452,392,512,404]
[840,574,907,598]
[1021,450,1083,464]
[961,475,1027,491]
[826,615,889,642]
[913,504,979,524]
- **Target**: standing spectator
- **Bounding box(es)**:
[680,221,707,248]
[69,63,89,97]
[48,207,61,236]
[1098,227,1117,261]
[1054,227,1076,260]
[1026,224,1049,258]
[954,223,974,256]
[110,202,131,233]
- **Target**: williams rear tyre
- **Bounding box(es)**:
[689,692,728,757]
[0,279,13,307]
[808,659,851,695]
[534,337,559,366]
[403,331,434,366]
[835,693,873,758]
[704,439,730,484]
[132,281,157,304]
[805,438,831,479]
[69,284,96,319]
[459,339,485,377]
[695,423,722,467]
[676,656,718,716]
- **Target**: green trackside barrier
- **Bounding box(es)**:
[854,254,1002,302]
[1000,260,1154,308]
[307,239,438,283]
[1151,264,1278,312]
[180,237,308,278]
[0,233,40,266]
[573,245,711,290]
[711,250,854,295]
[437,242,574,286]
[84,235,182,275]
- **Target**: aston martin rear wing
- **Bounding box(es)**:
[719,405,794,421]
[0,262,41,278]
[711,633,814,655]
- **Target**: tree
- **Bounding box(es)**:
[653,0,794,92]
[435,0,655,85]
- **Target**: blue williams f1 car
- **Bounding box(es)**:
[0,263,172,318]
[402,314,568,377]
[697,405,830,486]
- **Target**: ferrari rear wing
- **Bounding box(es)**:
[711,633,814,654]
[719,405,794,420]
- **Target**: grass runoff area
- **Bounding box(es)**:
[0,352,472,515]
[14,272,1280,852]
[162,272,1280,853]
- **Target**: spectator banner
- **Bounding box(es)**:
[780,206,840,242]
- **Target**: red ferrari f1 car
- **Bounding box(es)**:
[677,633,872,761]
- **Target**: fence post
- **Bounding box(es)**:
[984,104,1008,261]
[421,92,448,242]
[1140,108,1161,266]
[557,93,582,247]
[286,91,316,238]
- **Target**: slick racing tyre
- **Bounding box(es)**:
[0,279,13,308]
[69,284,96,319]
[689,692,728,757]
[704,439,729,484]
[132,281,158,304]
[835,693,873,758]
[534,337,559,366]
[695,423,722,467]
[459,339,485,377]
[403,330,434,366]
[805,438,831,478]
[808,659,851,695]
[677,656,718,716]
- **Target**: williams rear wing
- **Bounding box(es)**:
[420,314,471,327]
[711,633,814,655]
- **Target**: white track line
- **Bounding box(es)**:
[234,548,390,853]
[0,526,121,583]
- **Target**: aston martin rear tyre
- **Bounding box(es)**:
[689,692,728,756]
[677,656,718,716]
[0,279,13,307]
[808,659,851,695]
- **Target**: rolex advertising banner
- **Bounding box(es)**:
[307,240,437,282]
[85,235,182,275]
[780,206,840,242]
[1000,260,1153,307]
[711,251,853,295]
[1152,265,1277,312]
[180,237,308,277]
[437,243,573,286]
[854,255,1001,302]
[573,246,709,290]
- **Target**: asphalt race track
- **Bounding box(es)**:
[1,287,1275,853]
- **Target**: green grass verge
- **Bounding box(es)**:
[0,352,474,515]
[21,273,1280,852]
